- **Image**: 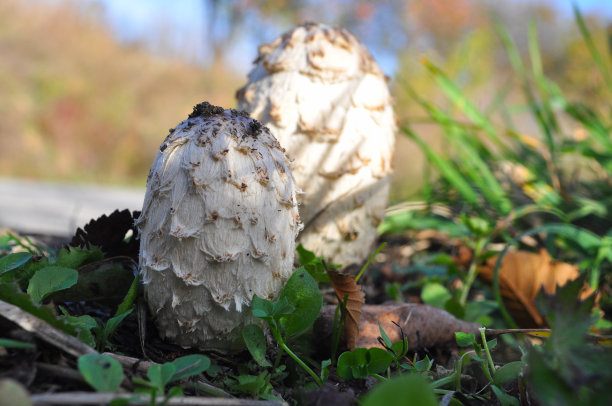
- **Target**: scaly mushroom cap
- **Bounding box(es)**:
[236,23,395,266]
[137,102,301,351]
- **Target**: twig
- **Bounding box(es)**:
[0,300,97,358]
[184,379,233,398]
[35,362,87,385]
[30,392,287,405]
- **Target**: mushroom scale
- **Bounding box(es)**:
[236,23,396,266]
[137,102,302,351]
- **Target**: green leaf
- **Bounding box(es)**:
[461,216,492,237]
[379,209,469,236]
[0,338,35,349]
[78,354,124,392]
[169,354,211,382]
[337,348,369,379]
[525,274,612,405]
[49,257,137,304]
[390,339,409,358]
[444,298,465,319]
[320,359,331,382]
[58,308,98,348]
[27,266,78,303]
[251,295,273,319]
[0,282,79,336]
[414,355,433,373]
[465,300,498,323]
[226,372,271,398]
[147,363,176,394]
[115,274,139,317]
[336,348,392,379]
[362,374,437,406]
[242,324,271,367]
[455,332,475,347]
[378,322,392,349]
[296,245,333,282]
[2,246,101,292]
[365,348,393,375]
[421,282,452,309]
[166,386,184,398]
[494,361,524,386]
[296,244,316,265]
[279,268,322,336]
[0,240,98,285]
[101,308,133,350]
[0,253,32,277]
[491,384,519,406]
[251,295,294,320]
[55,246,103,269]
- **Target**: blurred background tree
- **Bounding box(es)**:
[1,0,611,201]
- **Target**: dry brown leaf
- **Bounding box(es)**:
[478,249,595,328]
[327,269,366,350]
[316,303,480,352]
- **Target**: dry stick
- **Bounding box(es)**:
[0,300,97,358]
[0,301,231,397]
[0,300,141,390]
[29,392,288,406]
[183,380,234,399]
[36,362,89,386]
[37,360,134,392]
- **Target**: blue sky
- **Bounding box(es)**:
[78,0,612,75]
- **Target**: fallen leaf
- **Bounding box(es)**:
[478,249,595,328]
[70,209,140,261]
[327,268,365,350]
[316,303,480,352]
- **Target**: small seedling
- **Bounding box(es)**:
[336,347,393,380]
[455,330,525,404]
[132,354,210,405]
[243,267,323,386]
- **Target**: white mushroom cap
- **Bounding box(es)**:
[137,102,301,351]
[237,23,395,266]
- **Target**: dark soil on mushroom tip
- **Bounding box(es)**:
[188,101,225,119]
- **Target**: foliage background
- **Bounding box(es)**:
[1,0,611,201]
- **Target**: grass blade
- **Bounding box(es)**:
[573,3,612,93]
[403,127,479,206]
[421,58,507,152]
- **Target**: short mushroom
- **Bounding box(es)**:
[236,23,395,266]
[137,102,301,351]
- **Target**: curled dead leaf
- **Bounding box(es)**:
[327,268,365,350]
[478,249,596,328]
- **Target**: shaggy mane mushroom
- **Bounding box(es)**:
[137,102,301,351]
[237,23,396,266]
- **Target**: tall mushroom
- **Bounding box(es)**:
[236,23,395,266]
[137,102,301,351]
